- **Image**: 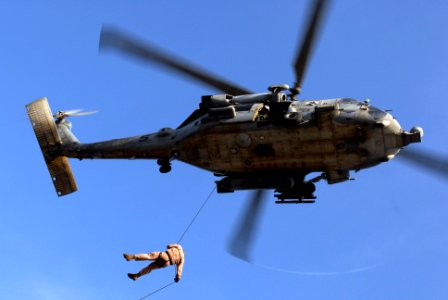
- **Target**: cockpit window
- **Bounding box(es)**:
[368,106,387,119]
[338,98,387,119]
[340,98,358,104]
[338,98,360,111]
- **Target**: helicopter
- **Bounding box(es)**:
[26,0,447,260]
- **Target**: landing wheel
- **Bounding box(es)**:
[157,157,172,173]
[159,165,172,173]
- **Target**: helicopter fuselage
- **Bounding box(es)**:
[52,94,421,199]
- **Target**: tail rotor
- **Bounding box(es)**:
[53,109,98,122]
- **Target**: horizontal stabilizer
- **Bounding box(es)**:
[26,98,78,196]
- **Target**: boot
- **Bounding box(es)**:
[127,273,138,281]
[123,253,134,261]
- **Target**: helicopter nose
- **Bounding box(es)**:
[381,114,403,158]
[380,113,422,160]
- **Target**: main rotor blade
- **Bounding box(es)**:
[100,27,252,96]
[228,189,267,262]
[292,0,330,95]
[398,148,448,180]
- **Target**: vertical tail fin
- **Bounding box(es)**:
[26,98,78,196]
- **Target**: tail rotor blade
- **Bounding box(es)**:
[99,27,252,96]
[228,189,267,262]
[61,109,83,115]
[68,110,98,117]
[53,109,98,120]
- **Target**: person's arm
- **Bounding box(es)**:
[175,260,184,282]
[167,244,182,250]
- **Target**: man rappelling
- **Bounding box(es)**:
[124,244,185,283]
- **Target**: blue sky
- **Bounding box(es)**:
[1,0,448,299]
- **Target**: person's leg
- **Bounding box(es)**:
[134,252,161,261]
[128,260,170,281]
[124,251,160,261]
[138,262,161,276]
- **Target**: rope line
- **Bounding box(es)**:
[177,186,216,244]
[138,281,175,300]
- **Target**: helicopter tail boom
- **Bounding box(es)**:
[26,98,78,196]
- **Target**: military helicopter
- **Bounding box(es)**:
[26,0,447,260]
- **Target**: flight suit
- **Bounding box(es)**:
[125,244,185,282]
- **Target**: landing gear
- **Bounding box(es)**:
[157,157,172,173]
[159,164,172,173]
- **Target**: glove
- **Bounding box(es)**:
[174,277,180,283]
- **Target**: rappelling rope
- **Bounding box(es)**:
[177,186,216,243]
[138,281,175,300]
[137,186,216,299]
